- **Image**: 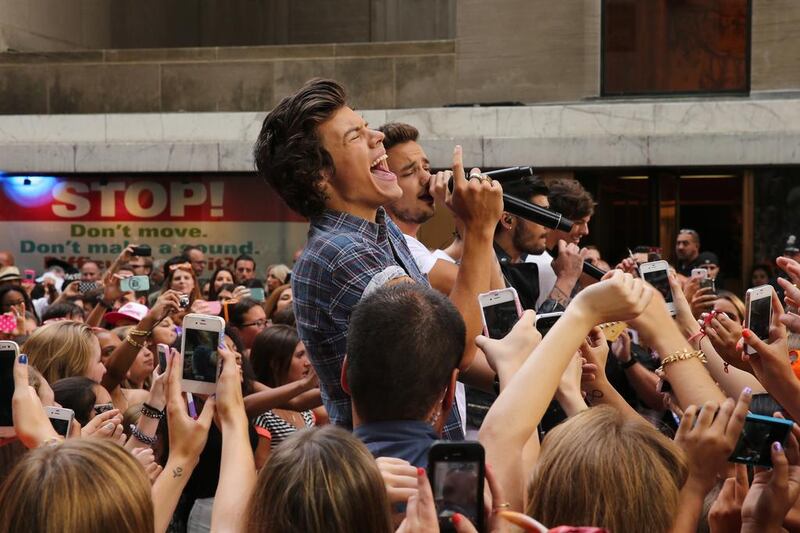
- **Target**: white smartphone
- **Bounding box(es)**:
[45,406,74,439]
[478,287,523,339]
[691,268,708,280]
[181,313,226,394]
[535,312,564,337]
[640,260,676,316]
[0,341,19,438]
[745,286,773,356]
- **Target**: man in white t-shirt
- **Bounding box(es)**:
[379,122,506,435]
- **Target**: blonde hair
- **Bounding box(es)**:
[267,264,291,284]
[527,407,687,533]
[0,439,153,533]
[23,321,97,384]
[246,426,392,533]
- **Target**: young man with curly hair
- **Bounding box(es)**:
[253,79,502,438]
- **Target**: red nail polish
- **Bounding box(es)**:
[417,467,425,476]
[451,513,462,526]
[742,329,751,339]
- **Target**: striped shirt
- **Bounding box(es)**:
[253,410,315,448]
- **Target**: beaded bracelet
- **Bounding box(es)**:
[129,424,157,446]
[656,349,707,377]
[140,403,165,420]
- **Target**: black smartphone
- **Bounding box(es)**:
[428,441,485,533]
[729,413,794,467]
[699,277,716,294]
[535,312,563,337]
[131,245,152,257]
[0,341,19,437]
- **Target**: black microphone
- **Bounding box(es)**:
[549,245,608,281]
[447,166,533,193]
[445,166,573,233]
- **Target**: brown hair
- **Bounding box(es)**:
[716,290,745,322]
[250,324,299,387]
[263,283,290,320]
[526,407,687,533]
[0,439,153,533]
[378,122,419,151]
[160,264,201,303]
[246,426,392,533]
[23,321,97,384]
[254,78,347,218]
[547,178,595,220]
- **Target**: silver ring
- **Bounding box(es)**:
[468,171,482,179]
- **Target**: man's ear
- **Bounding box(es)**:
[340,354,351,396]
[501,212,515,230]
[441,368,459,415]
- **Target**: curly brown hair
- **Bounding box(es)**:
[253,78,347,218]
[547,178,595,220]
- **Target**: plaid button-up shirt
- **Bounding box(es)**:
[292,208,463,440]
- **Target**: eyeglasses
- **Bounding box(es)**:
[240,319,267,329]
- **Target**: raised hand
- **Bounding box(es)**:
[11,353,59,448]
[474,310,541,385]
[446,145,503,237]
[165,349,215,464]
[573,269,652,326]
[675,388,752,494]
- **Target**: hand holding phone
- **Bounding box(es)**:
[428,441,485,532]
[744,286,774,355]
[640,260,676,316]
[0,341,19,437]
[478,288,522,339]
[729,413,793,467]
[46,406,75,438]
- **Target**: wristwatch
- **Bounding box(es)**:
[620,357,638,369]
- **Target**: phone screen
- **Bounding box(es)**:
[729,414,793,467]
[749,296,771,340]
[432,460,481,530]
[643,268,673,303]
[157,345,169,374]
[482,300,519,339]
[0,349,15,427]
[536,315,561,337]
[49,415,71,437]
[183,327,220,383]
[250,288,265,302]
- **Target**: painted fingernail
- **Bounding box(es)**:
[417,467,425,476]
[451,513,462,526]
[774,441,783,452]
[18,354,27,364]
[743,387,752,396]
[742,329,751,339]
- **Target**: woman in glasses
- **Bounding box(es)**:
[227,298,268,354]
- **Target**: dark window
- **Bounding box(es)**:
[602,0,750,96]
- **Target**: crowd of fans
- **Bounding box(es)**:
[2,78,800,533]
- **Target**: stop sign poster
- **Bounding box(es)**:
[0,174,309,273]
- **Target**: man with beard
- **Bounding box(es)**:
[526,178,594,310]
[495,178,584,311]
[380,123,506,296]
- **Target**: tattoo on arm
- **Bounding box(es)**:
[172,466,183,478]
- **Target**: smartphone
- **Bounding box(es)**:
[745,286,773,355]
[120,275,150,293]
[78,281,99,294]
[640,260,675,316]
[691,268,708,280]
[729,413,793,467]
[249,288,265,302]
[131,245,152,256]
[478,288,522,339]
[156,343,170,374]
[0,341,19,438]
[181,314,226,394]
[535,312,563,337]
[45,406,74,439]
[700,277,717,295]
[428,441,485,533]
[23,269,35,285]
